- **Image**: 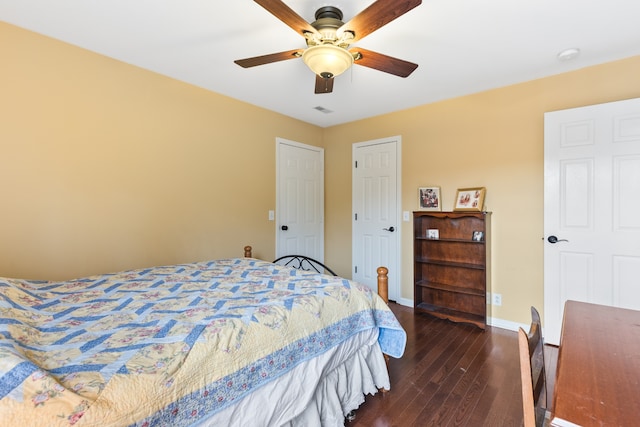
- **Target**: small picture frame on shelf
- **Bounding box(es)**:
[418,187,441,211]
[472,231,484,241]
[426,229,439,239]
[454,187,486,211]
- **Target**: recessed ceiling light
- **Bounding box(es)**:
[557,48,580,61]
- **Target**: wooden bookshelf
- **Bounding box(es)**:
[413,211,491,329]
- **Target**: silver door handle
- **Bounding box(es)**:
[547,235,568,243]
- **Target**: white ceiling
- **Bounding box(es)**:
[2,0,640,127]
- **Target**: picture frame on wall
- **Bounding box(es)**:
[418,187,441,211]
[454,187,486,211]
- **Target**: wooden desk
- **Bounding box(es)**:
[551,300,640,426]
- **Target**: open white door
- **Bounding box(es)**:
[276,138,324,261]
[352,136,401,300]
[544,97,640,345]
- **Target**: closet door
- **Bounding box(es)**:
[544,97,640,344]
[276,138,324,261]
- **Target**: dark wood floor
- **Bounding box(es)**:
[350,303,558,427]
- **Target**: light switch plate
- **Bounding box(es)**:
[403,211,410,221]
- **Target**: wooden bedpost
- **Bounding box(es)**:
[244,246,252,258]
[377,266,391,387]
[377,266,389,304]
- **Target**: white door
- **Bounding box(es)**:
[276,138,324,261]
[544,97,640,345]
[352,137,401,300]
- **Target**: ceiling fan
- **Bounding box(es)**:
[234,0,422,94]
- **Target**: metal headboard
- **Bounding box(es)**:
[272,255,338,277]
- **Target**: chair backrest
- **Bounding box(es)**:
[518,306,548,427]
[529,307,547,407]
[518,327,537,427]
[272,255,338,276]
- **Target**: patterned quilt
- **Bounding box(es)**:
[0,258,405,426]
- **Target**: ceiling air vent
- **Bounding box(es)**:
[313,106,333,114]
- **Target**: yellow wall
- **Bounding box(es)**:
[324,56,640,324]
[0,22,322,279]
[2,22,640,325]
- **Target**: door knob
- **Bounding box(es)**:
[281,225,288,231]
[547,235,569,243]
[383,226,395,232]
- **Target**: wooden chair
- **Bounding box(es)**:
[272,254,338,276]
[518,306,550,427]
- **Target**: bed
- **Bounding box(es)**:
[0,247,405,426]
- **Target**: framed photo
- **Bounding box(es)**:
[418,187,441,211]
[472,231,484,242]
[454,187,486,211]
[427,229,439,239]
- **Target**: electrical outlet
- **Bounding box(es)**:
[492,293,502,306]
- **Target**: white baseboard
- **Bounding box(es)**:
[390,298,527,332]
[487,317,528,332]
[394,297,414,307]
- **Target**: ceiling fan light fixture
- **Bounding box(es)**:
[302,44,353,79]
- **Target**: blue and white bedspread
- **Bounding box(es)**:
[0,258,406,426]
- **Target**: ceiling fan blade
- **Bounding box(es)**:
[351,47,418,77]
[315,75,334,94]
[234,49,303,68]
[339,0,422,43]
[254,0,319,37]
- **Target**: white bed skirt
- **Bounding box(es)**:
[192,329,390,427]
